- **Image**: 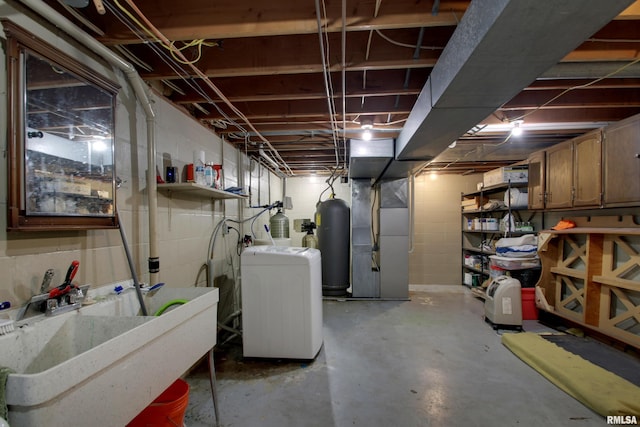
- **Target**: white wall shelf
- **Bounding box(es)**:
[157,183,247,200]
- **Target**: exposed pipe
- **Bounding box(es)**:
[341,0,347,168]
[314,0,341,167]
[19,0,160,294]
[120,0,294,176]
[408,173,416,254]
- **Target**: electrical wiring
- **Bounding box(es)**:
[375,29,445,51]
[316,165,345,204]
[113,0,219,66]
[123,0,294,175]
[224,202,277,239]
[316,0,342,167]
[352,115,407,128]
[105,1,249,137]
[364,1,383,104]
[510,55,640,123]
[109,0,292,174]
[322,0,344,165]
[341,0,347,165]
[206,203,273,293]
[168,39,220,65]
[225,226,243,256]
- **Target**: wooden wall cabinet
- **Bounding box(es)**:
[527,150,546,210]
[573,130,602,207]
[535,129,603,210]
[545,140,574,209]
[603,115,640,207]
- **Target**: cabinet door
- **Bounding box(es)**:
[545,141,573,209]
[528,150,546,209]
[603,115,640,206]
[573,130,602,207]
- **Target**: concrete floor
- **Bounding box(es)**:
[184,286,605,427]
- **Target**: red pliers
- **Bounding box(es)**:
[49,260,79,298]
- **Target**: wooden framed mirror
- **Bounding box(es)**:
[3,20,120,231]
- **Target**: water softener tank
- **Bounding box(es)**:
[269,209,290,238]
[316,198,350,296]
[302,232,318,249]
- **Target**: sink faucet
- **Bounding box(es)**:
[40,268,55,293]
[45,285,88,317]
[15,293,49,321]
[16,284,90,321]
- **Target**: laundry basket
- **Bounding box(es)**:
[127,379,189,427]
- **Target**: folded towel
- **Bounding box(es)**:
[496,244,538,258]
[0,366,14,421]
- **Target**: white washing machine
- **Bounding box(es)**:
[241,245,323,359]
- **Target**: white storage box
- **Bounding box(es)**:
[464,272,473,286]
[490,255,540,270]
[483,166,528,187]
[484,218,499,231]
[471,218,499,231]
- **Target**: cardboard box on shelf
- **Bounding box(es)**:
[461,196,488,211]
[483,166,528,187]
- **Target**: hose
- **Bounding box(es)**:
[153,299,188,316]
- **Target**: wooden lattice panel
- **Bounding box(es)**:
[555,275,585,322]
[599,286,640,348]
[538,220,640,349]
[552,234,588,322]
[598,235,640,285]
[557,234,588,272]
[595,235,640,347]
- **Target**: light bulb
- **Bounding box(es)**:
[362,129,372,141]
[511,121,523,137]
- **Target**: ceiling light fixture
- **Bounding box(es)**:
[360,118,373,141]
[510,120,524,137]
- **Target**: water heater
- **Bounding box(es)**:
[316,198,350,296]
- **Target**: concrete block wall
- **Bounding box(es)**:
[410,173,479,285]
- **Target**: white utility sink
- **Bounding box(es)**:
[0,286,218,427]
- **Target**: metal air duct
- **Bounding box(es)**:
[395,0,635,161]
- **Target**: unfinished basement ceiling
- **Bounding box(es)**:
[32,0,640,175]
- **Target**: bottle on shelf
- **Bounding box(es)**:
[204,163,214,187]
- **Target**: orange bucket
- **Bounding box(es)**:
[127,379,189,427]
